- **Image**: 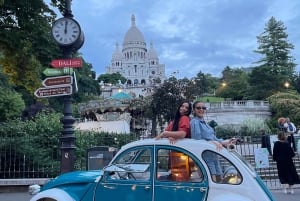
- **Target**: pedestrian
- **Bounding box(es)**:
[285,117,297,152]
[155,100,192,144]
[190,101,236,182]
[277,117,287,131]
[273,131,300,194]
[260,129,272,156]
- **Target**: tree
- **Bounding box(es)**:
[147,77,186,136]
[72,60,100,102]
[0,0,60,104]
[248,17,296,99]
[0,66,11,89]
[0,87,25,121]
[185,71,215,100]
[291,72,300,93]
[216,67,249,100]
[97,73,127,85]
[267,91,300,129]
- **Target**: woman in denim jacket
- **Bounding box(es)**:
[190,101,235,182]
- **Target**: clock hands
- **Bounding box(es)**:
[52,17,82,46]
[64,20,68,34]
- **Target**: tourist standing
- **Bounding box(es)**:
[273,131,300,194]
[278,117,287,131]
[260,129,272,156]
[286,117,297,152]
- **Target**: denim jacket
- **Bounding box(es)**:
[190,116,222,142]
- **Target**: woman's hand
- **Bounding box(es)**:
[155,131,167,140]
[211,141,223,151]
[168,137,177,144]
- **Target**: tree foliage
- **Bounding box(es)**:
[72,60,100,102]
[146,77,187,135]
[267,91,300,128]
[0,112,63,177]
[0,87,25,121]
[0,0,60,101]
[0,1,102,115]
[248,17,296,99]
[216,67,249,100]
[97,72,127,85]
[184,71,215,100]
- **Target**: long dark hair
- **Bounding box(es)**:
[171,100,192,131]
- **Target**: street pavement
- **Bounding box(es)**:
[0,189,299,201]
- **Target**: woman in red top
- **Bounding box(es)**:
[155,100,192,144]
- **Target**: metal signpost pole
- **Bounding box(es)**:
[58,0,84,174]
[59,0,75,174]
[41,0,84,173]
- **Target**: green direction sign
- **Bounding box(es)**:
[43,68,74,77]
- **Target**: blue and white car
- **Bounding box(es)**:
[30,138,275,201]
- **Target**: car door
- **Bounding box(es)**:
[154,146,208,201]
[94,146,153,201]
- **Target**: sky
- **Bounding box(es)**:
[47,0,300,78]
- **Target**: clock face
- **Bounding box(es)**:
[52,18,81,46]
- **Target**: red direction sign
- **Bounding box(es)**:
[42,75,73,87]
[34,85,72,98]
[50,58,82,68]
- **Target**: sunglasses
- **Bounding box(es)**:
[195,106,206,110]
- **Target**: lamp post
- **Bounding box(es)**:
[284,81,290,89]
[51,0,84,173]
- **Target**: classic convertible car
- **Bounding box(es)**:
[30,138,275,201]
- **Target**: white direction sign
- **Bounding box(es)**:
[34,85,72,98]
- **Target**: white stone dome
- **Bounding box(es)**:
[123,14,146,47]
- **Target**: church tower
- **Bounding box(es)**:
[105,14,165,97]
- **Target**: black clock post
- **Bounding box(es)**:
[52,0,85,173]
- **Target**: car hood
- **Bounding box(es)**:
[42,170,104,190]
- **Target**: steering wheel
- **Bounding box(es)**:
[116,172,136,180]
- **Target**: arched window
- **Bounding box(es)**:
[127,80,132,85]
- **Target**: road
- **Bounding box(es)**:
[0,189,299,201]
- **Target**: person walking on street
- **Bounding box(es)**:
[273,131,300,194]
[260,129,272,156]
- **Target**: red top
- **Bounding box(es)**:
[165,115,191,138]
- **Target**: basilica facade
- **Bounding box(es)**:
[77,14,166,134]
[102,14,165,98]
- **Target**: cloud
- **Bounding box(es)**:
[50,0,300,78]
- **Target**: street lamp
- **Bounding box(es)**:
[284,81,290,89]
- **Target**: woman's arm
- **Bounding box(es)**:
[156,116,189,141]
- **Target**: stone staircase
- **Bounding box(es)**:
[243,154,300,189]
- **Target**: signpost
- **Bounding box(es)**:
[34,85,72,98]
[42,75,73,87]
[50,0,84,174]
[51,58,82,68]
[43,68,73,77]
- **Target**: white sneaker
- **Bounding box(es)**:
[283,188,287,194]
[290,189,294,194]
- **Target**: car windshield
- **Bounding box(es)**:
[104,164,150,173]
